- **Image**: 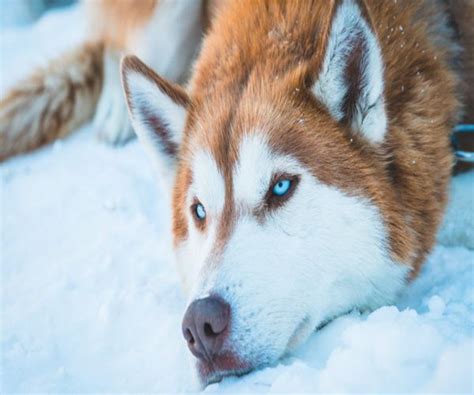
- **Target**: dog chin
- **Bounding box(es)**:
[195,351,252,387]
[195,320,317,387]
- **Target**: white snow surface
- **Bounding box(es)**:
[1,4,473,393]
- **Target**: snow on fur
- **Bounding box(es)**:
[1,4,473,393]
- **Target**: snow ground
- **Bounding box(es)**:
[1,4,473,393]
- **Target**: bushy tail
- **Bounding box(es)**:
[0,41,104,161]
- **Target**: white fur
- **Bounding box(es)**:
[177,134,408,378]
[313,0,387,143]
[189,150,226,214]
[176,150,226,294]
[233,134,275,207]
[135,0,203,84]
[97,0,201,145]
[233,134,303,207]
[124,70,186,189]
[94,49,135,145]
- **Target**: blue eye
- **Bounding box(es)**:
[272,179,292,196]
[194,203,206,220]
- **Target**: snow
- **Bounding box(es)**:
[1,4,473,393]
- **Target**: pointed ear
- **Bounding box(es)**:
[313,0,386,143]
[121,55,189,184]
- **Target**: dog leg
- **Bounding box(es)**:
[93,48,134,145]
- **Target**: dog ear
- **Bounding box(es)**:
[313,0,386,143]
[121,55,189,185]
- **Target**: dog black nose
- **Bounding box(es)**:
[182,296,230,361]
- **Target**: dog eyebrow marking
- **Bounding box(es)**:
[233,134,275,208]
[190,149,226,215]
[233,134,303,212]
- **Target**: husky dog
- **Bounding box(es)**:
[1,0,473,387]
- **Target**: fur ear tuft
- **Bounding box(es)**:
[121,55,189,184]
[313,0,386,143]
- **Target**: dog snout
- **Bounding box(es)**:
[182,296,230,361]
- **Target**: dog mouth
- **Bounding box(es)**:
[196,351,252,386]
[195,317,316,386]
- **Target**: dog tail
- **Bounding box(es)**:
[0,41,104,161]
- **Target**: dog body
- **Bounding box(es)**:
[121,0,470,386]
[0,0,207,158]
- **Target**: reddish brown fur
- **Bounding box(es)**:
[447,0,474,123]
[171,0,464,277]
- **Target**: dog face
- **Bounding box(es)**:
[172,134,408,385]
[122,0,410,385]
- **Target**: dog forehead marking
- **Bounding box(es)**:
[233,134,273,207]
[233,134,302,207]
[190,149,225,213]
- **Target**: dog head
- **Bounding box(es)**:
[121,0,410,386]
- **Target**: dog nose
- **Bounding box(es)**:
[182,296,230,361]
